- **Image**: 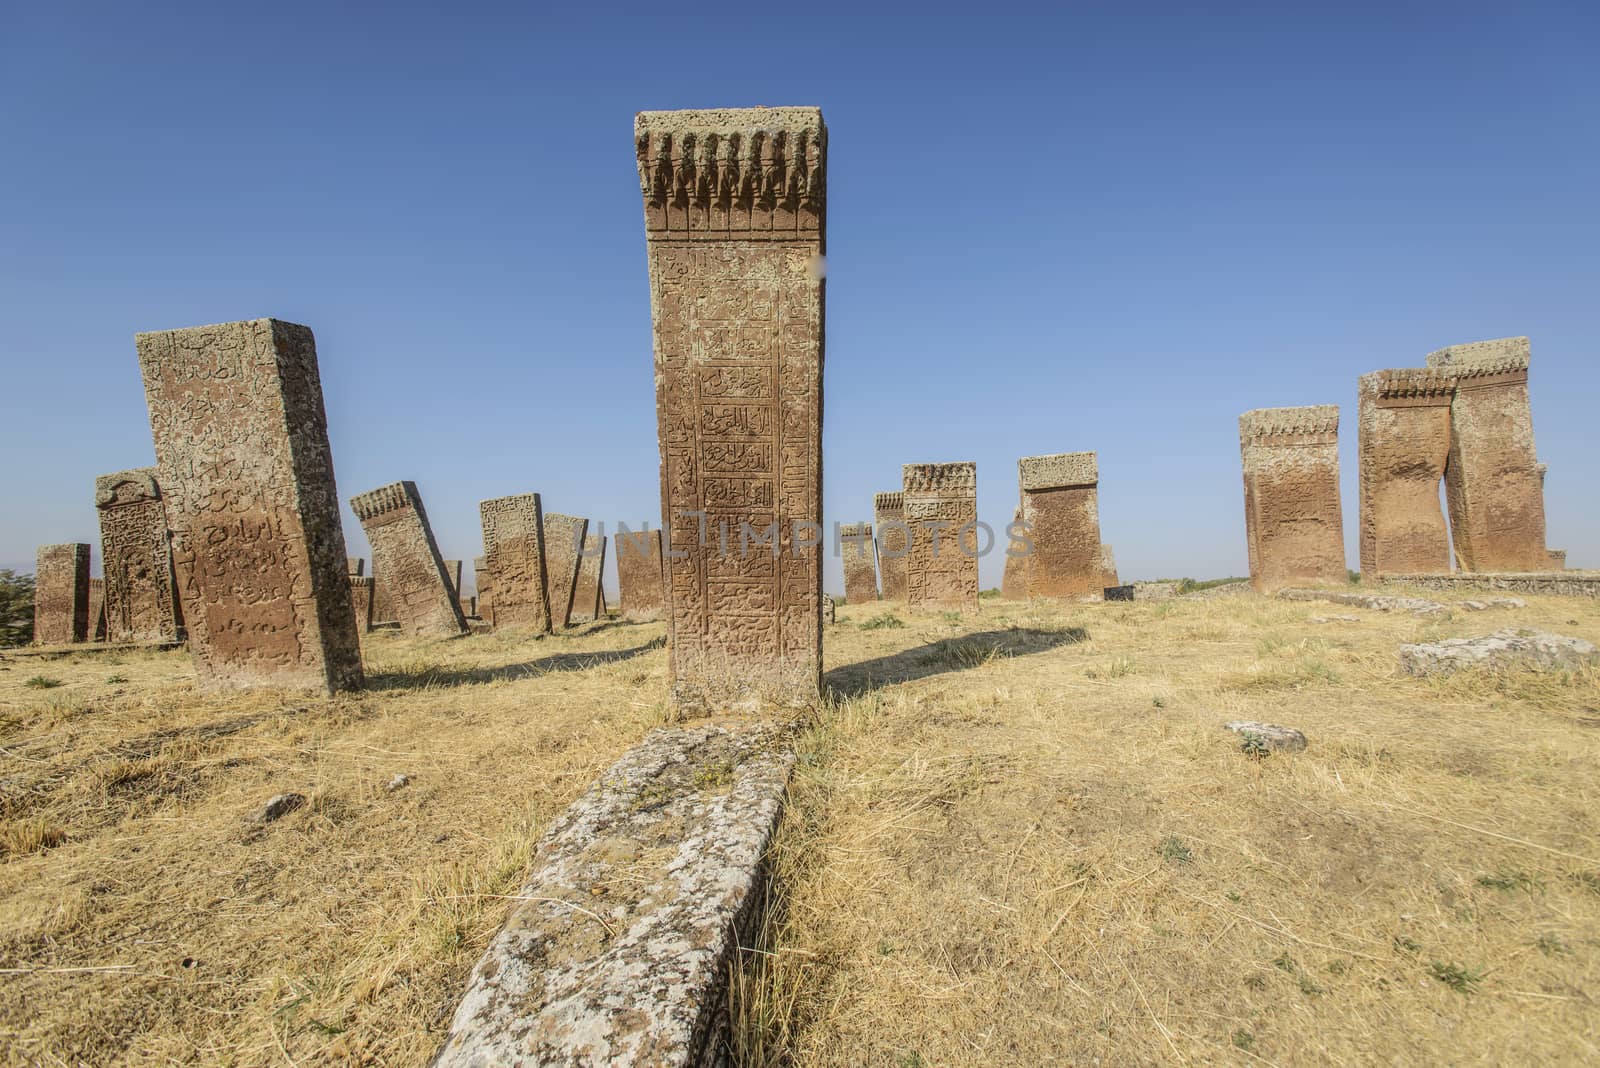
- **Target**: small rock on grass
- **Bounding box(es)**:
[1400,629,1598,677]
[252,792,306,824]
[1224,721,1307,753]
[1309,615,1360,624]
[386,774,411,793]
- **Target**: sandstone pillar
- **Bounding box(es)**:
[136,320,362,692]
[616,529,665,619]
[1000,505,1027,600]
[543,513,588,629]
[1098,544,1120,591]
[1019,452,1104,599]
[350,576,374,634]
[480,494,550,631]
[33,544,90,644]
[95,467,182,643]
[841,522,879,604]
[637,107,826,710]
[571,533,607,623]
[351,482,466,638]
[904,462,979,613]
[1239,406,1347,591]
[1357,369,1454,576]
[86,578,106,642]
[873,492,909,600]
[472,556,493,624]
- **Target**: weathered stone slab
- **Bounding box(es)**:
[458,595,476,619]
[1278,587,1524,615]
[85,577,106,643]
[347,557,364,577]
[638,107,826,711]
[543,513,588,630]
[1357,370,1454,576]
[1224,721,1307,753]
[616,529,665,619]
[1131,581,1181,601]
[904,462,979,613]
[1018,452,1103,599]
[372,568,396,625]
[1379,570,1600,598]
[1099,543,1120,590]
[94,467,182,643]
[822,592,837,623]
[441,559,463,601]
[136,320,362,692]
[1000,505,1027,601]
[841,522,878,604]
[1401,629,1598,677]
[1239,406,1347,592]
[433,721,794,1067]
[873,492,909,601]
[1425,338,1549,572]
[570,533,607,624]
[472,555,494,625]
[350,481,465,639]
[480,494,550,631]
[350,576,374,634]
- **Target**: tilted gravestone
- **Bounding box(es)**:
[873,492,909,600]
[1425,338,1550,572]
[637,106,826,710]
[841,522,879,604]
[95,467,182,643]
[1357,369,1455,576]
[136,320,362,692]
[570,533,607,624]
[350,576,374,634]
[480,494,550,631]
[472,555,494,625]
[616,528,665,619]
[33,544,90,645]
[1239,406,1347,592]
[86,577,106,642]
[1019,452,1104,599]
[441,559,463,600]
[1001,504,1027,600]
[543,513,589,630]
[350,481,466,638]
[903,462,979,613]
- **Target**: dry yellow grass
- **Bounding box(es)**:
[0,618,670,1065]
[735,589,1600,1066]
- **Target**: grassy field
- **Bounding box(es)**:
[3,588,1598,1065]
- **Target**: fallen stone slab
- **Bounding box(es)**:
[1223,721,1307,753]
[1379,570,1600,598]
[433,720,794,1067]
[1457,598,1528,612]
[1400,629,1599,677]
[1309,615,1361,624]
[1183,580,1251,600]
[1279,588,1446,615]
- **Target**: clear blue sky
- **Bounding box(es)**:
[3,5,1596,595]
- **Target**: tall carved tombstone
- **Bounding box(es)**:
[136,320,362,692]
[903,463,979,613]
[1357,369,1455,576]
[371,571,396,625]
[86,578,106,643]
[570,533,607,624]
[441,559,463,601]
[616,528,665,619]
[350,482,466,638]
[95,467,182,643]
[472,555,494,625]
[1238,406,1347,592]
[1000,505,1027,600]
[33,544,90,644]
[1425,338,1549,571]
[873,492,909,600]
[479,494,550,631]
[350,576,374,634]
[637,106,826,710]
[542,513,589,630]
[840,523,879,604]
[1019,452,1104,599]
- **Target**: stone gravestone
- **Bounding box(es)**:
[1239,406,1347,592]
[570,533,607,624]
[95,467,182,643]
[873,492,909,601]
[1425,338,1550,572]
[480,494,550,631]
[841,522,879,604]
[350,481,466,638]
[1019,452,1105,599]
[1001,504,1027,600]
[1098,543,1120,590]
[616,528,666,619]
[473,555,494,625]
[348,557,364,577]
[903,463,979,613]
[33,544,90,645]
[637,106,826,710]
[542,513,588,630]
[86,577,106,643]
[1357,369,1455,576]
[136,320,362,692]
[371,569,396,625]
[350,576,374,634]
[441,559,463,601]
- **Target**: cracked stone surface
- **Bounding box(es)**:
[1400,629,1598,677]
[1223,721,1308,753]
[433,721,794,1067]
[1278,588,1524,616]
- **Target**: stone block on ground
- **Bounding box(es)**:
[1400,629,1598,677]
[1223,721,1308,753]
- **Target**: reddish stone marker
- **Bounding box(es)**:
[480,494,550,631]
[570,533,607,624]
[472,555,494,624]
[350,482,466,638]
[136,320,362,692]
[873,492,909,600]
[543,513,589,630]
[350,576,374,634]
[637,106,826,710]
[1001,505,1028,601]
[903,463,979,613]
[1239,406,1347,592]
[616,528,665,619]
[1357,369,1455,577]
[1425,338,1550,572]
[33,544,90,644]
[1098,544,1120,592]
[1019,452,1105,599]
[86,577,106,643]
[841,523,879,604]
[95,467,182,643]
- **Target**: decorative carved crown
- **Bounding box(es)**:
[1424,337,1530,377]
[873,492,903,513]
[350,481,420,522]
[94,467,161,508]
[1018,452,1098,492]
[903,462,977,496]
[1361,368,1457,399]
[1239,405,1340,444]
[636,108,826,235]
[839,522,873,538]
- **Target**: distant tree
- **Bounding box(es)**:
[0,569,35,647]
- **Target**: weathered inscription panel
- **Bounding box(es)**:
[95,467,182,643]
[33,543,90,645]
[350,481,466,639]
[480,494,550,631]
[543,513,589,630]
[841,522,878,604]
[903,463,979,613]
[1019,452,1104,599]
[616,529,665,618]
[1357,369,1454,576]
[570,533,607,624]
[1239,406,1347,592]
[873,492,908,601]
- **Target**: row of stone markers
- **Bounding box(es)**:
[1241,336,1567,591]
